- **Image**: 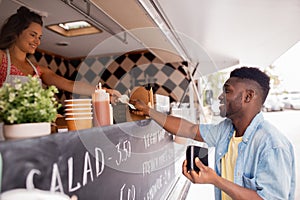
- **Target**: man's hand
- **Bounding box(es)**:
[129,99,150,116]
[183,157,263,200]
[182,157,217,184]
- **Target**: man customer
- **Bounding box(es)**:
[130,66,295,200]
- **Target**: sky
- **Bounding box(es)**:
[273,41,300,92]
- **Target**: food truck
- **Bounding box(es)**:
[0,0,300,199]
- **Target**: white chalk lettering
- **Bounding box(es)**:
[116,140,132,166]
[144,130,166,149]
[120,184,136,200]
[142,149,172,176]
[144,175,163,200]
[142,161,151,176]
[68,157,81,192]
[26,169,41,189]
[50,163,64,193]
[157,129,165,142]
[95,147,104,177]
[82,151,94,186]
[24,147,106,193]
[127,184,136,200]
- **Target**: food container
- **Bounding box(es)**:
[65,117,93,131]
[64,98,92,104]
[65,112,93,118]
[65,107,92,113]
[92,83,111,126]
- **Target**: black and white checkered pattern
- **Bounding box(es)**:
[31,50,191,106]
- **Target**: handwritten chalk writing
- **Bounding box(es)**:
[68,157,81,192]
[95,147,105,177]
[157,129,165,142]
[142,148,173,176]
[120,184,136,200]
[26,169,41,189]
[144,129,166,149]
[50,163,64,193]
[116,140,132,166]
[1,120,176,200]
[83,152,94,186]
[142,158,157,176]
[143,169,172,200]
[158,148,173,167]
[25,147,105,193]
[144,175,163,200]
[165,168,171,184]
[144,133,157,149]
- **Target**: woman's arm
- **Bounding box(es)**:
[40,65,95,96]
[39,65,122,104]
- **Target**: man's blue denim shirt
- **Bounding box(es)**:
[200,112,295,200]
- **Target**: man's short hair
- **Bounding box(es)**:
[230,66,270,103]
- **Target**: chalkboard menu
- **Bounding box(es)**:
[0,120,176,200]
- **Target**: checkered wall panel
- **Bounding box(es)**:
[32,51,191,105]
[30,52,70,109]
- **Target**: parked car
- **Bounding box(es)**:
[282,95,300,109]
[263,95,284,112]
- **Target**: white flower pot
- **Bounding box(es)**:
[4,122,51,140]
[0,188,70,200]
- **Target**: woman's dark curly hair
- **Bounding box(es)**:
[0,6,43,50]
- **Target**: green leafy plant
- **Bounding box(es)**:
[0,76,61,124]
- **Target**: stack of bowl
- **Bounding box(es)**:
[64,99,93,131]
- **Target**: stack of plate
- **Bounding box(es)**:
[64,99,93,131]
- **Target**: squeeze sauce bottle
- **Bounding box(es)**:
[92,83,111,126]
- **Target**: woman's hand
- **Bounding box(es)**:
[105,88,122,105]
[182,157,217,184]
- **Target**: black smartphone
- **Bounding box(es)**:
[186,145,208,173]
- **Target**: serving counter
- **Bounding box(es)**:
[0,120,190,199]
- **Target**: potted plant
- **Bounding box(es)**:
[0,76,61,139]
